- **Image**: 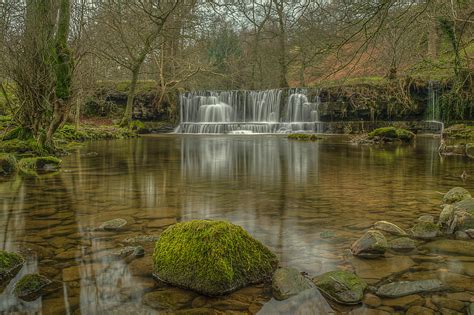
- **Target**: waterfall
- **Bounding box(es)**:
[425,81,440,122]
[175,89,324,134]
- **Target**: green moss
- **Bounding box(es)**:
[129,120,145,131]
[0,153,17,175]
[55,124,136,142]
[18,156,61,176]
[287,134,321,141]
[443,187,472,204]
[313,270,367,305]
[0,138,45,155]
[14,274,44,295]
[153,220,278,296]
[368,127,415,143]
[0,251,23,274]
[444,124,474,140]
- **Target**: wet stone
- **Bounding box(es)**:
[421,240,474,256]
[350,230,388,258]
[14,273,52,301]
[374,221,407,236]
[363,293,382,307]
[406,305,435,315]
[313,270,367,305]
[142,288,197,310]
[376,279,444,298]
[99,218,128,231]
[271,267,315,300]
[381,294,424,309]
[121,235,160,244]
[349,256,415,284]
[417,215,435,224]
[0,250,24,288]
[431,295,465,312]
[389,237,415,251]
[443,187,472,204]
[411,221,439,239]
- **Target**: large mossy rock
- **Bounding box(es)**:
[0,153,17,175]
[0,250,24,288]
[14,273,52,301]
[443,187,471,204]
[439,199,474,234]
[368,127,415,143]
[271,267,315,301]
[152,220,278,296]
[350,230,388,258]
[18,156,61,176]
[313,270,367,305]
[411,221,439,239]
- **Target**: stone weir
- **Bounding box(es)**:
[174,85,443,134]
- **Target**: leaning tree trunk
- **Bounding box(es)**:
[120,67,140,127]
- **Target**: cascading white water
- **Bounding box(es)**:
[175,89,324,134]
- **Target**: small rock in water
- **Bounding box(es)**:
[271,267,315,301]
[376,279,444,298]
[350,230,388,258]
[374,221,407,236]
[14,273,52,301]
[469,303,474,315]
[111,246,145,259]
[313,270,367,305]
[411,221,439,239]
[122,235,160,244]
[443,187,471,204]
[99,218,127,231]
[454,231,470,240]
[389,237,416,251]
[466,229,474,238]
[417,215,435,224]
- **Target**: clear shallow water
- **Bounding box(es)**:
[0,135,473,314]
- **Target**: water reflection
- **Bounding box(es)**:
[0,135,472,314]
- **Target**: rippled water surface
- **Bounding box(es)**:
[0,135,473,314]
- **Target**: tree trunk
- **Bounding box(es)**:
[120,67,140,127]
[274,0,289,88]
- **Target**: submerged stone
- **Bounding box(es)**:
[0,250,24,288]
[99,218,128,231]
[376,279,444,298]
[0,153,17,175]
[411,221,439,239]
[14,273,52,301]
[271,267,315,300]
[374,221,407,236]
[152,220,278,296]
[313,270,367,305]
[18,156,61,176]
[389,237,416,251]
[350,230,388,258]
[421,240,474,256]
[443,187,471,204]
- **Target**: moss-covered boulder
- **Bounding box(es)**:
[350,230,388,258]
[411,221,439,239]
[14,273,52,301]
[152,220,278,296]
[368,127,415,143]
[0,251,24,288]
[18,156,61,176]
[0,153,17,175]
[439,199,474,234]
[313,270,367,305]
[287,134,321,141]
[373,221,407,236]
[443,187,471,204]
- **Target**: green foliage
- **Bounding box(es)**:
[0,251,24,273]
[443,124,474,139]
[3,127,33,141]
[368,127,415,142]
[129,120,145,131]
[55,124,136,142]
[14,274,44,295]
[153,220,278,296]
[287,134,321,141]
[18,156,61,176]
[0,139,45,155]
[0,154,17,175]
